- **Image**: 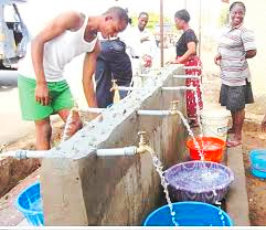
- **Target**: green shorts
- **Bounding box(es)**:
[18,75,74,121]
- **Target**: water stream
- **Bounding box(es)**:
[144,145,179,226]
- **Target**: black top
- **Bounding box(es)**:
[175,29,198,56]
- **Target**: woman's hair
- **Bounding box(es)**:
[229,1,246,13]
[174,9,190,23]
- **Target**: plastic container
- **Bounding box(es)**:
[164,160,234,204]
[143,201,233,226]
[186,136,226,162]
[250,149,266,179]
[15,181,44,226]
[201,109,230,141]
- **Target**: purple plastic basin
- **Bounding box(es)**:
[164,161,234,204]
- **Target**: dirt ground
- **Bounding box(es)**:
[243,121,266,226]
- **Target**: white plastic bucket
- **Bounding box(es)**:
[201,109,230,141]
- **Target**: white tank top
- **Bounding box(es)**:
[18,15,97,82]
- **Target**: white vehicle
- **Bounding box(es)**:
[0,0,29,70]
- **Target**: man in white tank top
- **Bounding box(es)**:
[17,7,129,150]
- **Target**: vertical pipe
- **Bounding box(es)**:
[160,0,164,67]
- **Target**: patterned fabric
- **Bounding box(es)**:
[183,56,203,119]
[218,24,256,86]
[176,29,198,56]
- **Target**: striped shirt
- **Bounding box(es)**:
[218,24,256,86]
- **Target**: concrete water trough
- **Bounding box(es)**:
[0,65,250,226]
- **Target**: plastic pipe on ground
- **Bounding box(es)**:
[0,149,51,159]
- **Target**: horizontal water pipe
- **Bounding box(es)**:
[183,66,202,70]
[96,146,138,157]
[0,146,142,159]
[0,149,52,159]
[173,75,201,79]
[117,86,141,91]
[162,86,196,91]
[79,107,106,113]
[137,109,181,116]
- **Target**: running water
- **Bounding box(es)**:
[176,110,205,160]
[189,74,227,225]
[144,145,179,226]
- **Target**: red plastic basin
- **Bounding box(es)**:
[186,137,225,162]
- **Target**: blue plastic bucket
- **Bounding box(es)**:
[15,181,44,226]
[143,202,233,226]
[250,149,266,179]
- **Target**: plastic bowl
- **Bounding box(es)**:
[164,161,234,204]
[15,181,44,226]
[250,149,266,179]
[143,201,233,226]
[186,136,225,162]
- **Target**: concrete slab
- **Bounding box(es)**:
[226,145,250,226]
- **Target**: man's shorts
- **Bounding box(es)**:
[219,81,254,112]
[18,75,74,121]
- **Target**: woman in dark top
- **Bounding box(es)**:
[171,9,203,127]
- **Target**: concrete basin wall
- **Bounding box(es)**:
[40,65,189,225]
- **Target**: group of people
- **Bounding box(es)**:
[171,1,258,148]
[17,1,261,151]
[17,6,157,150]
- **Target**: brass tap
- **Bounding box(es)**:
[110,79,120,104]
[170,100,179,115]
[137,131,149,154]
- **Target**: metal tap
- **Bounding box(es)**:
[170,100,179,115]
[137,131,150,154]
[110,79,120,104]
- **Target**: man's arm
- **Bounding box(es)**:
[82,41,100,107]
[32,11,83,106]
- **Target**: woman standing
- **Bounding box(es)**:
[214,1,256,147]
[171,9,203,127]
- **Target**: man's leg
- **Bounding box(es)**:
[34,117,52,150]
[58,109,82,138]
